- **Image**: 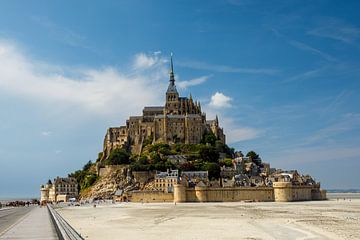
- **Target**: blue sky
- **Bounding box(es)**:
[0,0,360,197]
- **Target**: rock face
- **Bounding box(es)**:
[80,166,141,200]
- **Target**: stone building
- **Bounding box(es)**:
[40,177,78,203]
[154,169,179,193]
[102,55,225,157]
[181,171,208,187]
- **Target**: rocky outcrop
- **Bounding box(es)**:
[80,166,155,200]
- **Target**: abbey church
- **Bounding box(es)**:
[102,56,225,157]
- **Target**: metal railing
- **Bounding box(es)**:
[47,204,84,240]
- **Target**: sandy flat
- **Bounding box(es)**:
[57,198,360,240]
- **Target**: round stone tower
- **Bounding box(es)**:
[174,184,186,203]
[40,185,49,203]
[273,182,293,202]
[195,185,208,202]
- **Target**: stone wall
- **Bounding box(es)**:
[273,182,326,202]
[175,185,274,202]
[129,190,174,203]
[98,165,125,177]
[131,183,327,203]
[132,171,155,183]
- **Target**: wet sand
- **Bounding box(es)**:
[57,196,360,240]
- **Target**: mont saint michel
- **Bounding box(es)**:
[2,1,360,240]
[41,56,326,204]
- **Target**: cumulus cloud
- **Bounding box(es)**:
[0,40,169,118]
[177,75,211,89]
[209,92,232,108]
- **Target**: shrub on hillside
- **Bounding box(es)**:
[105,148,130,165]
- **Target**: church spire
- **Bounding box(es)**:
[167,53,177,93]
[169,53,175,84]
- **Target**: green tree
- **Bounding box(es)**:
[149,152,161,164]
[81,174,98,189]
[83,160,93,171]
[199,145,219,163]
[105,148,130,165]
[246,151,259,160]
[180,162,195,171]
[201,132,217,146]
[246,150,262,165]
[221,158,233,167]
[202,162,221,180]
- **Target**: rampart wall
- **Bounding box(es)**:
[129,183,327,203]
[175,186,274,202]
[129,190,174,202]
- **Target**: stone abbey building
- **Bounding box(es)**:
[102,56,225,157]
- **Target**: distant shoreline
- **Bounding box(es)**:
[0,197,38,204]
[326,189,360,193]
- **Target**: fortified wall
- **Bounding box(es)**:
[127,183,326,203]
[272,182,327,202]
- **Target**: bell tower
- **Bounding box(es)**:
[165,53,179,114]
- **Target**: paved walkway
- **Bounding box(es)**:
[0,207,58,240]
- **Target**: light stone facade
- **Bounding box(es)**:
[102,56,225,157]
[40,177,78,203]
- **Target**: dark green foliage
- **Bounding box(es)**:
[149,152,161,164]
[96,152,103,162]
[83,160,93,171]
[215,140,234,158]
[68,164,98,192]
[199,145,219,163]
[104,148,130,165]
[219,158,233,167]
[179,162,196,171]
[246,151,261,165]
[202,162,221,180]
[147,143,171,153]
[201,132,217,146]
[246,151,259,160]
[192,159,204,171]
[143,134,153,147]
[81,174,98,189]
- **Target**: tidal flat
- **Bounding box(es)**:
[57,194,360,240]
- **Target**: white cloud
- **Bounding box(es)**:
[55,150,62,154]
[177,75,210,89]
[209,92,232,108]
[41,131,52,137]
[0,40,168,118]
[133,52,164,70]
